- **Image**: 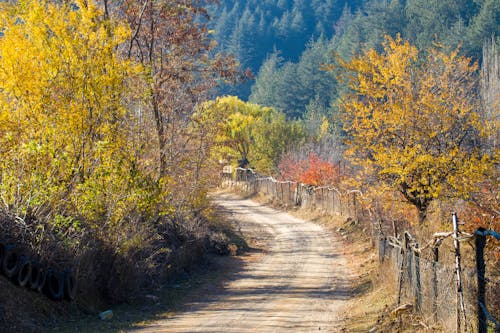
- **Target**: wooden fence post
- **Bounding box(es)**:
[378,233,386,263]
[405,233,413,289]
[245,171,248,192]
[321,188,324,210]
[475,228,487,333]
[397,235,407,306]
[332,189,336,213]
[288,183,292,205]
[392,220,398,238]
[452,213,467,333]
[414,242,422,312]
[432,240,440,322]
[295,184,299,206]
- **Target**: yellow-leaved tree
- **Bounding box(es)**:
[0,0,144,229]
[203,96,305,174]
[207,96,271,168]
[0,0,246,303]
[337,35,497,224]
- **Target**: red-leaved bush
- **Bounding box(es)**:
[278,152,339,186]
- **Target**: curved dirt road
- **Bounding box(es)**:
[132,194,351,332]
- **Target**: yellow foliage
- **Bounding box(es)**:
[204,96,271,168]
[337,35,497,223]
[318,117,330,141]
[0,0,156,227]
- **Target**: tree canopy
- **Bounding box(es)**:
[204,96,305,173]
[0,0,244,303]
[337,35,497,223]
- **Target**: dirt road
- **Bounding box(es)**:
[131,194,351,332]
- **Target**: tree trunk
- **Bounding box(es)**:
[152,95,167,178]
[417,209,427,225]
[399,185,430,224]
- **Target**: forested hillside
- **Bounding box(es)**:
[209,0,500,118]
[208,0,363,98]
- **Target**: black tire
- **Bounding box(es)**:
[2,245,19,278]
[29,259,44,290]
[63,270,77,301]
[43,268,63,301]
[36,265,48,293]
[15,255,31,287]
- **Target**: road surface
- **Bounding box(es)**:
[131,193,351,332]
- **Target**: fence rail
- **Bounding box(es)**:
[222,168,499,333]
[226,168,361,218]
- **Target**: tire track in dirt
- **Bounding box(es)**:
[130,193,352,332]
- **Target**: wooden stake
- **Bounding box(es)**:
[432,240,440,322]
[475,228,487,333]
[452,213,467,333]
[414,242,422,312]
[397,235,406,306]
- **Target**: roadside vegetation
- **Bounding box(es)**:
[0,1,241,329]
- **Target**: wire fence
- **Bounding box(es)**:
[380,227,500,333]
[222,167,500,333]
[381,234,490,332]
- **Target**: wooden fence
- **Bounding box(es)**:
[223,168,500,333]
[225,168,361,218]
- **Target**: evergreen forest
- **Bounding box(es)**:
[209,0,499,118]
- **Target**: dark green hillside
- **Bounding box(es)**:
[210,0,499,118]
[208,0,362,98]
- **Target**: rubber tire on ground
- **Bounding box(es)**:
[43,268,64,301]
[63,270,77,301]
[2,245,19,278]
[36,265,48,293]
[29,259,44,290]
[15,255,31,287]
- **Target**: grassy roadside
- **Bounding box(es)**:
[47,197,256,333]
[4,189,429,332]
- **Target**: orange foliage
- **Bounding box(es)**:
[279,153,339,186]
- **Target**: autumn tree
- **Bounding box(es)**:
[250,109,305,174]
[203,96,305,174]
[337,35,497,223]
[278,152,339,186]
[206,96,270,168]
[0,0,140,225]
[104,0,239,181]
[0,0,242,302]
